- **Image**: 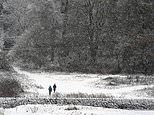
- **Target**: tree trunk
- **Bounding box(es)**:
[61,0,69,57]
[89,43,98,64]
[50,47,55,62]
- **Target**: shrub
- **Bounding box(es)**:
[52,92,63,98]
[0,51,12,71]
[104,75,154,86]
[65,93,111,98]
[65,106,79,110]
[50,92,111,99]
[0,77,23,97]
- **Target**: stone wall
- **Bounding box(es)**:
[0,98,154,110]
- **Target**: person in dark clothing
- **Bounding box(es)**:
[48,86,52,95]
[53,84,56,93]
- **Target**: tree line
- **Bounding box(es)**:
[0,0,153,74]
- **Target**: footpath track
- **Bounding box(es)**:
[0,97,154,110]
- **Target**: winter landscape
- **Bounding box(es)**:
[0,0,154,115]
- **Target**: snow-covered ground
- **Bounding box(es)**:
[1,68,154,115]
[1,104,154,115]
[14,67,154,99]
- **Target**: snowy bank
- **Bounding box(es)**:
[1,104,154,115]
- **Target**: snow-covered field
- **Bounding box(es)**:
[1,104,154,115]
[1,68,154,115]
[14,67,154,99]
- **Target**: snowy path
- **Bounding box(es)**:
[1,104,154,115]
[14,67,154,99]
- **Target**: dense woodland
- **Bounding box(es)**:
[0,0,153,75]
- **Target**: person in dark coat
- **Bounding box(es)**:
[48,86,52,95]
[53,84,56,93]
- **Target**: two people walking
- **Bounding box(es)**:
[48,84,57,95]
